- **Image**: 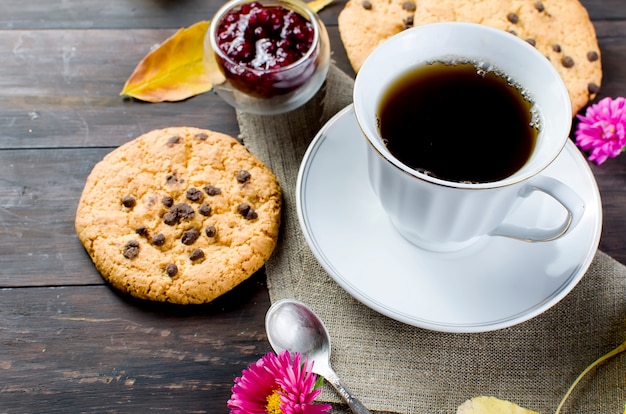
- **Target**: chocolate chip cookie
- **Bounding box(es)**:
[338,0,602,115]
[75,127,281,304]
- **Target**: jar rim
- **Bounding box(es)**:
[208,0,322,75]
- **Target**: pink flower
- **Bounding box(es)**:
[227,350,332,414]
[575,96,626,165]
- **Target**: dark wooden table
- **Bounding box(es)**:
[0,1,624,412]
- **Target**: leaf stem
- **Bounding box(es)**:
[555,338,626,414]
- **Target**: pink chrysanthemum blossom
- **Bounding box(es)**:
[227,350,332,414]
[575,96,626,165]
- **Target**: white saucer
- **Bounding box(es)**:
[296,105,602,333]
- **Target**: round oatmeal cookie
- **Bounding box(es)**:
[338,0,602,115]
[75,127,281,304]
[337,0,415,72]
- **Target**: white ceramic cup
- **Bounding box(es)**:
[354,22,585,252]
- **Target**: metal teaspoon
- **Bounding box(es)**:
[265,298,372,414]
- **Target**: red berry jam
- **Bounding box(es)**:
[215,1,317,98]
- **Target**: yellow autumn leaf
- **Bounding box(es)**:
[120,20,212,102]
[307,0,334,13]
[457,338,626,414]
[120,0,333,102]
[456,397,539,414]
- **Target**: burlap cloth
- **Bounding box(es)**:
[236,64,625,413]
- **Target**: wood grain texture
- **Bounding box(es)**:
[0,0,624,412]
[0,279,272,412]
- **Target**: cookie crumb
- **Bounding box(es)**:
[123,240,140,259]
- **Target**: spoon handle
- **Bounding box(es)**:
[323,368,372,414]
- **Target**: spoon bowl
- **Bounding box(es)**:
[265,298,371,414]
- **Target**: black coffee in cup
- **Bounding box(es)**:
[378,61,538,183]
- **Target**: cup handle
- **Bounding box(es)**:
[490,175,585,242]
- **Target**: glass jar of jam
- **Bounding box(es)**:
[205,0,330,115]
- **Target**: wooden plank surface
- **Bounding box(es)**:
[0,0,624,412]
[0,27,351,149]
[0,280,271,412]
[1,0,624,30]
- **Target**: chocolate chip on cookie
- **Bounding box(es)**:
[166,173,179,185]
[588,83,600,94]
[163,203,195,226]
[236,170,251,183]
[238,203,258,220]
[162,195,174,207]
[166,135,181,146]
[561,56,575,68]
[181,228,200,245]
[136,226,149,237]
[198,203,212,216]
[122,196,136,208]
[402,1,415,12]
[152,233,166,246]
[186,187,203,202]
[163,212,178,226]
[403,15,414,29]
[165,263,178,277]
[123,240,140,259]
[173,203,195,219]
[203,184,222,196]
[205,225,217,238]
[189,249,205,261]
